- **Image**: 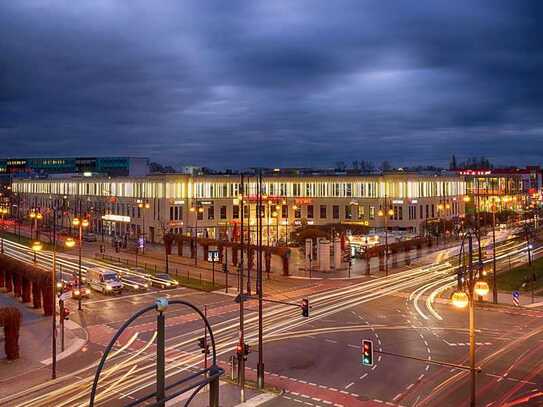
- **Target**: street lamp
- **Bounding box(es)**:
[0,207,8,254]
[452,227,485,407]
[190,205,204,265]
[72,217,88,311]
[31,240,42,264]
[138,202,150,254]
[377,207,394,277]
[30,210,43,240]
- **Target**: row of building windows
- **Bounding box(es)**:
[13,177,466,200]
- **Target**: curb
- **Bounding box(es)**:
[40,319,88,365]
[233,392,279,407]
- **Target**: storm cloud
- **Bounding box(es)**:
[1,1,542,168]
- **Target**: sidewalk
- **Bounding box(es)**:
[0,290,87,395]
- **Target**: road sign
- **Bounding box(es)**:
[208,248,219,262]
[512,290,520,307]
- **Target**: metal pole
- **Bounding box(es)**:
[385,215,389,277]
[51,214,57,380]
[156,310,166,406]
[78,225,82,311]
[492,209,497,303]
[204,305,208,371]
[239,173,245,403]
[60,300,65,351]
[468,232,476,407]
[257,170,264,389]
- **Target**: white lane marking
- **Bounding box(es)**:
[344,382,354,390]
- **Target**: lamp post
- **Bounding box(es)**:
[452,227,488,407]
[190,205,204,265]
[30,210,43,240]
[72,217,89,311]
[138,202,150,254]
[0,207,8,254]
[377,207,394,277]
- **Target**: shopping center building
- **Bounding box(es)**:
[12,172,466,244]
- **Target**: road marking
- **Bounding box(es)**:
[406,383,414,390]
[325,339,338,344]
[393,393,403,401]
[359,373,368,380]
[418,374,425,381]
[344,382,354,390]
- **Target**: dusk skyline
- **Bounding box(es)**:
[1,1,542,168]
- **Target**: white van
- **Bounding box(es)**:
[87,267,123,295]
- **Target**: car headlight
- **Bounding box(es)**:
[105,285,112,291]
[144,284,149,288]
[165,282,171,287]
[74,290,80,296]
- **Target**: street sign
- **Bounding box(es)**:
[512,290,520,307]
[208,248,219,262]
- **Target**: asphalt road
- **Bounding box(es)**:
[1,235,542,407]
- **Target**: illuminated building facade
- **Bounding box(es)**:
[459,167,542,213]
[13,173,466,244]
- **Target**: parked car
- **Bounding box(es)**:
[84,233,98,242]
[151,273,179,289]
[87,267,123,295]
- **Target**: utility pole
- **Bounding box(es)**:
[257,170,264,389]
[492,202,497,304]
[238,173,246,403]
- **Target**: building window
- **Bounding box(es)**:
[197,209,203,220]
[431,204,435,218]
[307,205,314,219]
[244,205,249,218]
[369,206,375,220]
[425,205,429,219]
[233,205,240,219]
[294,206,301,218]
[208,206,214,220]
[345,205,352,219]
[333,205,340,219]
[282,205,288,218]
[220,206,227,219]
[398,206,403,221]
[358,205,365,219]
[420,205,423,219]
[320,205,327,219]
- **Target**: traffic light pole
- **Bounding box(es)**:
[238,173,246,403]
[257,170,264,389]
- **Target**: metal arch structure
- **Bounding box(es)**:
[89,298,224,407]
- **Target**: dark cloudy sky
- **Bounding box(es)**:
[1,1,542,169]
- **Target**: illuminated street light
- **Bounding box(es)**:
[452,291,469,308]
[474,281,489,297]
[65,237,76,248]
[463,195,471,203]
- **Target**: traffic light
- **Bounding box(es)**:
[243,343,251,360]
[301,298,309,317]
[362,339,373,366]
[236,343,243,358]
[198,337,209,354]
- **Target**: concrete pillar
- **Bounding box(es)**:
[333,240,342,270]
[319,239,330,271]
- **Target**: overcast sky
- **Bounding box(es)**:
[1,1,542,169]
